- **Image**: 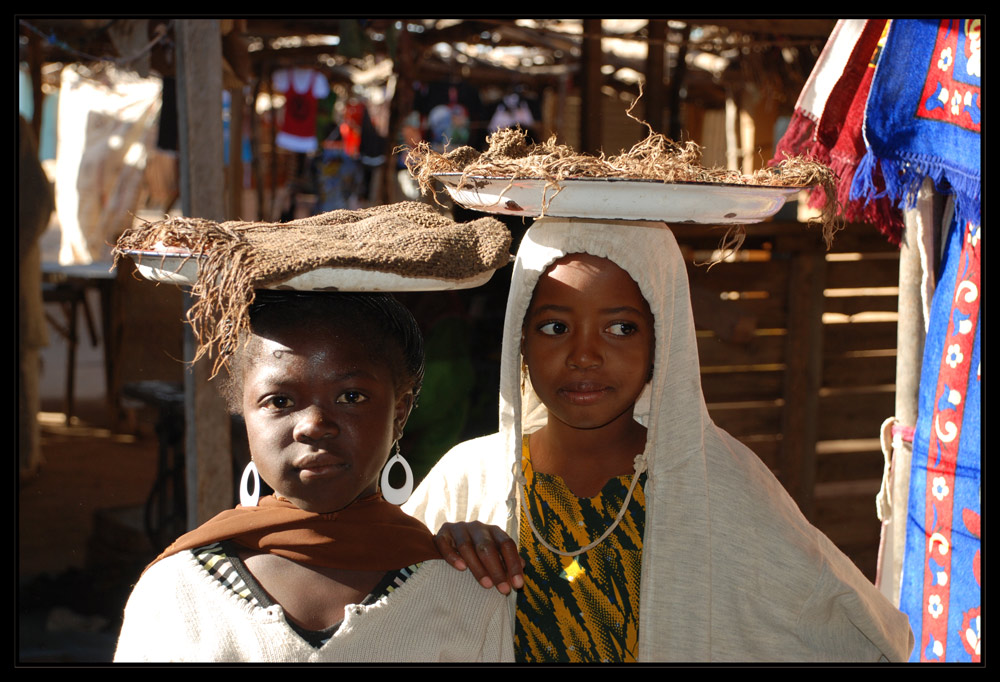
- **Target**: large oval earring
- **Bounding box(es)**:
[240,461,260,507]
[380,442,413,505]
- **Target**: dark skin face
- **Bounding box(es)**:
[522,253,655,437]
[432,253,656,592]
[235,320,415,630]
[241,321,413,514]
[521,253,654,498]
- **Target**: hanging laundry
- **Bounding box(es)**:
[846,18,981,664]
[488,91,536,133]
[772,19,904,244]
[274,68,330,154]
[850,20,981,233]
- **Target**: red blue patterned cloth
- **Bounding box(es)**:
[779,18,982,663]
[856,18,983,664]
[851,19,981,231]
[900,214,980,662]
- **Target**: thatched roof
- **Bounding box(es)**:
[19,18,835,109]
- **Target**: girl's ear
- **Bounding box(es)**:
[393,391,415,441]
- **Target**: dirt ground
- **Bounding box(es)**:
[19,398,162,663]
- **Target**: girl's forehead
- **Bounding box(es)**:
[543,252,630,279]
[246,321,345,358]
[534,253,648,306]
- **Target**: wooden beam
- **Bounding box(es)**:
[644,20,666,133]
[778,246,826,519]
[175,19,233,528]
[382,24,417,206]
[692,18,837,39]
[667,23,691,141]
[877,185,941,603]
[227,86,244,220]
[26,30,44,141]
[580,19,603,155]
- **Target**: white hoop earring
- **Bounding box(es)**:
[380,443,413,505]
[240,461,260,507]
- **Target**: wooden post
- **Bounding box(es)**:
[644,20,666,133]
[580,19,603,155]
[667,23,691,141]
[175,19,233,528]
[250,70,266,222]
[778,242,826,519]
[267,64,278,221]
[227,86,245,220]
[724,89,740,171]
[382,22,416,206]
[751,88,779,171]
[27,30,45,142]
[877,181,939,603]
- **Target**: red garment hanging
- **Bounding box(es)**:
[280,70,319,141]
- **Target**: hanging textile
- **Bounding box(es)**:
[844,19,982,662]
[773,19,982,662]
[771,19,904,243]
[274,68,329,154]
[815,20,905,243]
[851,19,981,235]
[900,213,980,663]
[54,64,162,265]
[773,19,866,162]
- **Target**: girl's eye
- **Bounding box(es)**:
[538,321,568,336]
[263,395,293,410]
[607,322,638,336]
[336,390,368,404]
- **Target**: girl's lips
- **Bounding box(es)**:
[293,453,345,477]
[558,383,612,405]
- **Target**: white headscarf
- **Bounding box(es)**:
[408,216,913,661]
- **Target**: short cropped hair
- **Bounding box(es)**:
[220,290,425,414]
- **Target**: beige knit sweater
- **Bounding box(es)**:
[114,553,513,662]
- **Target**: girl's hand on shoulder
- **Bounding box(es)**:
[435,521,525,595]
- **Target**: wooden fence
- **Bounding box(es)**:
[673,219,900,580]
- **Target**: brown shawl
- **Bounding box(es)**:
[150,494,440,572]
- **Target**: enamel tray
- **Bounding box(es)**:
[434,174,800,224]
[122,250,497,291]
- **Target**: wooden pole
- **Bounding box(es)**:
[27,30,45,142]
[644,20,666,134]
[250,71,266,222]
[227,86,245,220]
[877,181,939,604]
[580,19,603,155]
[175,19,233,528]
[778,240,826,519]
[667,24,691,141]
[382,22,416,206]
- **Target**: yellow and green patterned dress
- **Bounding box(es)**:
[514,437,646,662]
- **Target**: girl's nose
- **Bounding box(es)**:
[567,332,602,370]
[293,404,338,442]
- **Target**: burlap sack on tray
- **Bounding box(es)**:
[113,201,512,376]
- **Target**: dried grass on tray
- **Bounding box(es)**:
[406,94,842,247]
